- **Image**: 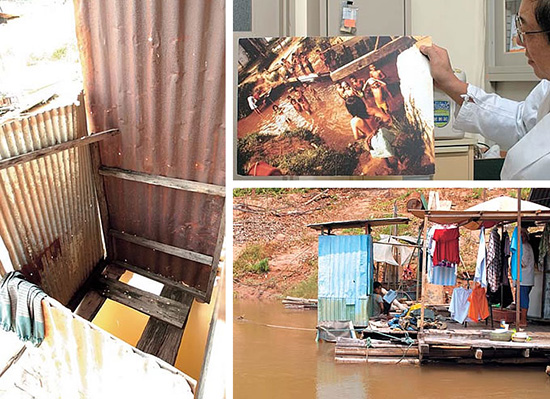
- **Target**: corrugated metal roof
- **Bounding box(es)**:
[74,0,225,300]
[318,235,373,325]
[529,188,550,208]
[0,104,104,304]
[308,217,409,232]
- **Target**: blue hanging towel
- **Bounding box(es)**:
[510,227,523,283]
[0,271,47,346]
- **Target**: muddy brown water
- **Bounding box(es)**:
[234,301,550,399]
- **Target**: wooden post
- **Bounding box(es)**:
[516,189,522,328]
[420,215,429,332]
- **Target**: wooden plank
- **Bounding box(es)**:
[204,211,225,303]
[75,291,106,321]
[335,357,367,364]
[112,260,206,300]
[110,229,213,266]
[99,166,225,197]
[422,336,550,350]
[93,276,191,328]
[136,286,194,365]
[335,348,419,357]
[330,36,417,81]
[72,262,126,320]
[76,92,114,257]
[0,128,120,170]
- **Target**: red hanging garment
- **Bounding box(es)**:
[432,227,460,265]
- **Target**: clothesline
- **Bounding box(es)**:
[417,202,550,330]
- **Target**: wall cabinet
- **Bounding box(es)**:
[486,0,538,82]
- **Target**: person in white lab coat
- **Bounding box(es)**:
[420,0,550,180]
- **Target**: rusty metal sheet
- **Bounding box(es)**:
[0,104,104,304]
[74,0,225,299]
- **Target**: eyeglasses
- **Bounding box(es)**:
[515,14,550,46]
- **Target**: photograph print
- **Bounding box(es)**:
[237,36,435,177]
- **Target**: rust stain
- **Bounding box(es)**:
[20,239,61,285]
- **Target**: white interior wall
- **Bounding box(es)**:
[409,0,486,90]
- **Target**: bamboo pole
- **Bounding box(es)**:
[516,189,522,328]
[420,215,429,332]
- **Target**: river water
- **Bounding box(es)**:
[234,301,550,399]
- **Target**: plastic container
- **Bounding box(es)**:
[433,69,467,140]
[489,330,513,342]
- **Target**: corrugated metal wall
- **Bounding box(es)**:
[0,105,104,304]
[74,0,225,297]
[5,299,195,398]
[317,235,373,325]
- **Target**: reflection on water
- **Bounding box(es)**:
[234,301,550,399]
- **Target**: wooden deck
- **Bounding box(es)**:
[334,322,550,366]
[419,327,550,365]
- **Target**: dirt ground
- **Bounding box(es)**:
[233,188,519,300]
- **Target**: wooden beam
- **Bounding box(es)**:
[0,128,120,170]
[76,92,114,257]
[516,190,522,329]
[93,275,191,328]
[136,286,194,365]
[71,261,125,320]
[112,260,206,300]
[330,36,417,81]
[204,210,225,302]
[110,229,213,266]
[420,214,428,332]
[99,166,225,197]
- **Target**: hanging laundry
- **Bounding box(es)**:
[501,230,511,286]
[467,285,490,322]
[0,271,47,346]
[449,286,472,323]
[431,265,457,286]
[538,223,550,272]
[432,227,460,265]
[486,227,501,292]
[510,227,523,283]
[427,226,457,286]
[474,227,487,288]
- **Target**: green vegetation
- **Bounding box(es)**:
[252,258,269,273]
[233,188,311,197]
[51,46,68,61]
[275,146,358,176]
[390,99,435,175]
[286,269,318,299]
[508,188,531,200]
[237,128,359,176]
[340,228,364,235]
[234,244,272,278]
[472,188,484,199]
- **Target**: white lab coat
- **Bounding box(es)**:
[454,80,550,180]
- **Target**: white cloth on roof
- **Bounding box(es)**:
[454,81,550,180]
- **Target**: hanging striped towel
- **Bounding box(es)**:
[0,271,47,346]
